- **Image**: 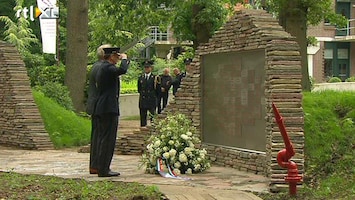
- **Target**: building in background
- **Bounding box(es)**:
[308,0,355,82]
[141,26,192,60]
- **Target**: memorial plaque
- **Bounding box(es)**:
[201,50,266,151]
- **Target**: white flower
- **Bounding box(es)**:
[174,141,180,147]
[186,168,192,174]
[163,146,169,152]
[163,152,170,159]
[141,113,211,174]
[180,134,189,140]
[169,149,177,157]
[184,147,193,156]
[153,140,161,148]
[179,153,188,163]
[200,153,205,159]
[194,164,201,171]
[147,144,154,153]
[188,141,195,148]
[174,161,181,168]
[154,149,162,157]
[173,168,181,175]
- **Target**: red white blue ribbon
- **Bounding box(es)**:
[156,158,191,180]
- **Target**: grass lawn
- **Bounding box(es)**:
[0,171,164,200]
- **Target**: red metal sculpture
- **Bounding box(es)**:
[272,103,302,196]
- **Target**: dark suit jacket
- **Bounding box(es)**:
[94,59,129,116]
[86,60,103,115]
[159,74,172,95]
[138,73,160,109]
[172,72,185,95]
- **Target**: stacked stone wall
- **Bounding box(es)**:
[0,41,53,150]
[159,9,304,191]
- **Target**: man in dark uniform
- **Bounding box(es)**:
[172,68,185,96]
[157,68,172,114]
[86,44,111,175]
[94,47,130,177]
[171,58,191,96]
[138,60,160,127]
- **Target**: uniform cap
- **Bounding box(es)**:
[143,60,154,68]
[103,47,120,55]
[184,58,192,65]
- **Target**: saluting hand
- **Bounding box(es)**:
[119,53,127,60]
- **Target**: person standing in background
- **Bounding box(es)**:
[172,68,185,96]
[157,68,172,114]
[138,60,161,127]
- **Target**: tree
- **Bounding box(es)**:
[0,0,16,39]
[65,0,88,112]
[0,0,38,56]
[87,0,170,62]
[163,0,241,49]
[266,0,346,91]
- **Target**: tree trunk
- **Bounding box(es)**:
[191,4,212,49]
[279,0,311,91]
[65,0,89,112]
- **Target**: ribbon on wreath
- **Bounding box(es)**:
[156,158,191,180]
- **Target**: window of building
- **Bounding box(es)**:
[337,48,348,59]
[339,63,347,77]
[324,49,333,59]
[324,49,334,78]
[150,26,168,41]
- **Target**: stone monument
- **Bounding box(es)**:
[161,9,304,192]
[0,41,53,150]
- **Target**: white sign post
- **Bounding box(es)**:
[37,0,57,54]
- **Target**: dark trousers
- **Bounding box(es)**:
[157,92,169,114]
[89,115,99,170]
[96,113,118,175]
[139,107,156,127]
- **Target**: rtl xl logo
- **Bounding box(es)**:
[16,5,59,21]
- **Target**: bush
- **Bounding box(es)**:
[28,64,65,87]
[35,82,74,111]
[121,81,138,94]
[345,76,355,82]
[23,52,46,70]
[141,113,210,175]
[120,60,142,83]
[328,77,342,83]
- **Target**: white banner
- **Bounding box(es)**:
[37,0,57,54]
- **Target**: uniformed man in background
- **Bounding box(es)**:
[138,60,161,127]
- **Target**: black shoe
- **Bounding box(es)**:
[98,171,120,177]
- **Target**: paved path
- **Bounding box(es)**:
[0,146,268,199]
